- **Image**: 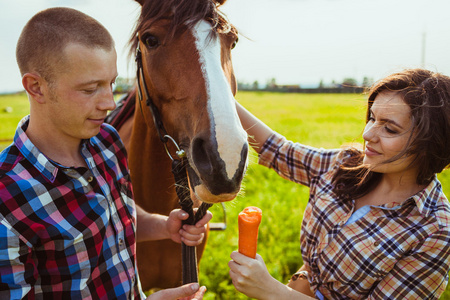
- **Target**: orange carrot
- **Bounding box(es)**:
[238,206,262,259]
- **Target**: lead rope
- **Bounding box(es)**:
[172,158,213,284]
[136,38,212,284]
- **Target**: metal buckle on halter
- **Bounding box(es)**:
[163,135,186,160]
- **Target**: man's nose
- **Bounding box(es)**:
[99,86,116,111]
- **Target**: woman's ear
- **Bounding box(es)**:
[22,73,46,104]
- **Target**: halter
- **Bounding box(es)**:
[135,38,212,284]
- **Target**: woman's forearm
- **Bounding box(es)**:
[235,101,274,154]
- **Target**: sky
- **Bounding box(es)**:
[1,0,450,93]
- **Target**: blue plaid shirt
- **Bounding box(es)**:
[0,116,146,299]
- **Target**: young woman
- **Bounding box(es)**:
[229,69,450,299]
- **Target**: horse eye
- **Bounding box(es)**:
[231,37,238,50]
[142,34,159,49]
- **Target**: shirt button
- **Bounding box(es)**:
[374,240,380,247]
[119,238,124,247]
[87,176,94,182]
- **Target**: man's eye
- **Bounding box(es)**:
[83,89,96,94]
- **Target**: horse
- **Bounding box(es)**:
[108,0,248,290]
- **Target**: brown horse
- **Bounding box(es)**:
[110,0,248,290]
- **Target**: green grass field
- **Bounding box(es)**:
[0,93,30,149]
[1,91,450,299]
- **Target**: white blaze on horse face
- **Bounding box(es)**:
[192,20,247,180]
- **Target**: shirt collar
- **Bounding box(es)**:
[354,176,442,218]
[13,116,60,182]
[13,115,93,183]
[409,176,442,217]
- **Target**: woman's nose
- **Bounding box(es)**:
[363,122,378,142]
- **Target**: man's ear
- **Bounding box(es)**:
[22,73,47,104]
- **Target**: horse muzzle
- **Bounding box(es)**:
[187,139,248,204]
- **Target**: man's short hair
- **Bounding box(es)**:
[16,7,115,82]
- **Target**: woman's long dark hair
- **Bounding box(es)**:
[333,69,450,200]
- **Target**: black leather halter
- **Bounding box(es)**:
[135,38,212,284]
[135,42,168,144]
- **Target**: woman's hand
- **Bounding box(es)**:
[166,208,213,246]
[229,251,316,300]
[228,251,284,299]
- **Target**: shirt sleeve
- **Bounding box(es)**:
[368,227,450,300]
[0,220,34,299]
[258,133,342,187]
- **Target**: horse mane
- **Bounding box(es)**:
[129,0,232,58]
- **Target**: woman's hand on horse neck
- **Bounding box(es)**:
[135,205,212,246]
[235,101,274,154]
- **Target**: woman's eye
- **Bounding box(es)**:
[143,34,159,48]
[384,126,397,134]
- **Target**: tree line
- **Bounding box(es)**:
[238,76,373,93]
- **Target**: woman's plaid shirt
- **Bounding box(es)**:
[259,133,450,299]
[0,116,145,299]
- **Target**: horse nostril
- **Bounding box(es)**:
[190,136,247,196]
[241,143,249,164]
[191,137,213,176]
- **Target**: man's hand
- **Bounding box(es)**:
[148,283,207,300]
[166,208,213,246]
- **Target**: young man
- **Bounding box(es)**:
[0,7,210,299]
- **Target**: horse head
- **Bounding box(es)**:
[131,0,248,204]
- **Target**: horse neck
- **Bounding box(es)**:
[128,98,178,214]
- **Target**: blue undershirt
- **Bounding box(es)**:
[345,205,372,226]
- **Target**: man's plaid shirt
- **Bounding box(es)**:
[259,133,450,299]
[0,116,145,299]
